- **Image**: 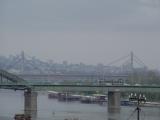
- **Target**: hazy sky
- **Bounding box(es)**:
[1,0,160,69]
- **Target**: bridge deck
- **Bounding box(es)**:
[0,84,160,92]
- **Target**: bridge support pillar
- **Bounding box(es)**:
[108,90,121,113]
[24,90,37,119]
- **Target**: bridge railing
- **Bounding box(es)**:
[0,69,28,84]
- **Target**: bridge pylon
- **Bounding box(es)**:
[24,89,37,119]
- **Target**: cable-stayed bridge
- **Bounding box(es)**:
[0,51,148,86]
[2,51,147,74]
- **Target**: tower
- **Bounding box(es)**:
[20,51,25,74]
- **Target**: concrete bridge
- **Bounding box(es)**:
[0,70,160,119]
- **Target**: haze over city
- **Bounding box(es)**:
[1,0,160,69]
[1,1,160,120]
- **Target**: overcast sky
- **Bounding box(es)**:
[0,0,160,69]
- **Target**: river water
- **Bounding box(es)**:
[0,89,160,120]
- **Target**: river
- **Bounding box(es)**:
[0,89,160,120]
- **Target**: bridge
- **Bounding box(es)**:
[19,74,128,81]
[0,69,160,119]
[1,84,160,93]
[0,69,27,84]
[1,69,160,92]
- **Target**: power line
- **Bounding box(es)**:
[133,55,146,68]
[107,54,130,66]
[125,108,137,120]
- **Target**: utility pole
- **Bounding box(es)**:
[137,99,140,120]
[129,93,146,120]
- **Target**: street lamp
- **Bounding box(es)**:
[129,93,146,120]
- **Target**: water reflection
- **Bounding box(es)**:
[108,110,120,120]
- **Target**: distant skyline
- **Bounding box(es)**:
[1,0,160,69]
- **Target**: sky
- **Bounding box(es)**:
[0,0,160,69]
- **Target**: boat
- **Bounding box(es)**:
[80,96,96,104]
[48,91,59,99]
[93,94,107,101]
[121,99,134,106]
[58,93,82,101]
[143,102,160,107]
[14,114,31,120]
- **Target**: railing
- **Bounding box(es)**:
[0,84,160,92]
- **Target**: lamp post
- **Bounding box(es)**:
[129,93,146,120]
